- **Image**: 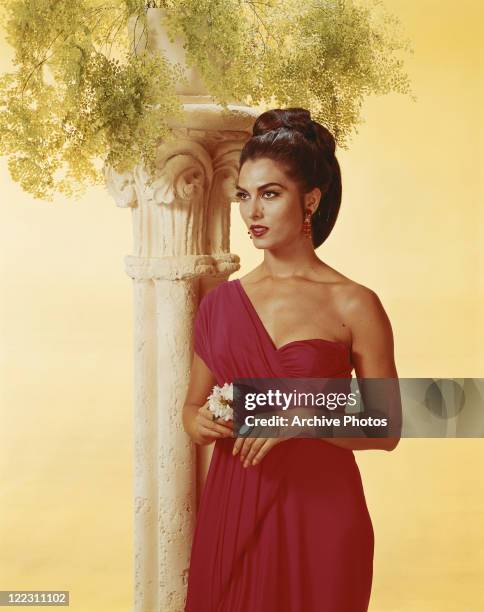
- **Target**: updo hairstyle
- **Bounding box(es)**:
[239,107,342,248]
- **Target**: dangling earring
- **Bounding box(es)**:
[302,209,312,238]
[247,230,252,240]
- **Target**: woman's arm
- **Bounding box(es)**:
[183,353,234,445]
[320,284,402,452]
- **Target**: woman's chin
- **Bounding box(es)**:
[251,235,271,248]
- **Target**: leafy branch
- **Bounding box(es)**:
[0,0,414,201]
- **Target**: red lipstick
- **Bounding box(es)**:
[250,224,269,237]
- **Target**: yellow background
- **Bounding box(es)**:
[1,1,483,610]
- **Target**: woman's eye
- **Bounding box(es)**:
[235,191,279,201]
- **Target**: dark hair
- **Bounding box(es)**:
[239,107,342,248]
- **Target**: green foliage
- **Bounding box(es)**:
[0,0,183,200]
[259,0,415,141]
[0,0,413,201]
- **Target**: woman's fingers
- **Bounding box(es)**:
[199,425,225,439]
[253,439,282,465]
[232,437,244,456]
[232,424,261,456]
[199,403,234,427]
[242,438,267,467]
[198,417,233,437]
[233,437,283,467]
[233,435,253,457]
[197,404,234,437]
[235,434,264,463]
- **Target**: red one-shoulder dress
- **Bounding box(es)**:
[184,279,374,612]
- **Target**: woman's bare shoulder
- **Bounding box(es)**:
[313,264,369,292]
[332,277,390,334]
[322,271,392,356]
[314,266,382,314]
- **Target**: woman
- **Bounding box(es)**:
[182,108,400,612]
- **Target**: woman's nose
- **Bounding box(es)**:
[247,198,263,219]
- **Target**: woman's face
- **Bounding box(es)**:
[236,157,319,248]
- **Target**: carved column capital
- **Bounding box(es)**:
[103,119,252,264]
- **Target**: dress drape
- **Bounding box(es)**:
[184,278,374,612]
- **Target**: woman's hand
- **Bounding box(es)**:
[232,434,285,468]
[190,402,234,446]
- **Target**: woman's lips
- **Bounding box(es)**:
[250,226,269,237]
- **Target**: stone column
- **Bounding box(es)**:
[104,106,256,611]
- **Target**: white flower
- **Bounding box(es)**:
[207,382,234,422]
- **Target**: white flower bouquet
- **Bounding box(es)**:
[207,382,234,422]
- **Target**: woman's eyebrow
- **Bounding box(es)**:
[235,182,286,191]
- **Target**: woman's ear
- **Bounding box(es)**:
[305,187,323,214]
